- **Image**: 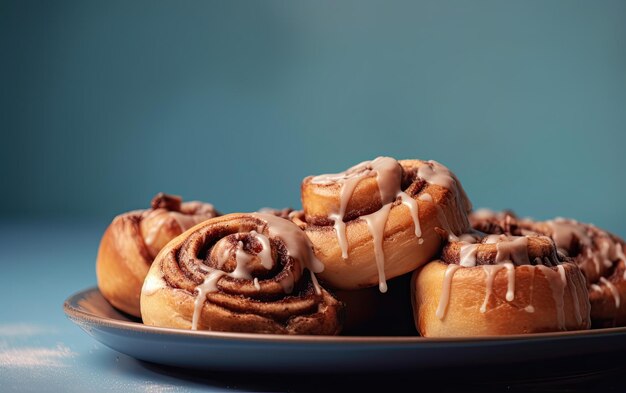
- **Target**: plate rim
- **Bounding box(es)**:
[64,286,626,345]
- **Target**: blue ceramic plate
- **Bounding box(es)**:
[64,287,626,373]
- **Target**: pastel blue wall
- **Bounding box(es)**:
[2,1,626,234]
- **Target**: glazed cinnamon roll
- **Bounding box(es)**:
[471,210,626,327]
[96,193,219,317]
[413,231,590,337]
[293,157,472,292]
[140,213,344,335]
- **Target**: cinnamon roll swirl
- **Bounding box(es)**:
[293,157,472,292]
[140,213,344,335]
[96,193,219,317]
[412,231,590,337]
[471,210,626,327]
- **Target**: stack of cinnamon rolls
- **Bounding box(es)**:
[96,158,626,337]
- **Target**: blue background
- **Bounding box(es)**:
[2,2,626,391]
[2,0,626,233]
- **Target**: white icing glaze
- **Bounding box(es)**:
[250,213,325,275]
[418,193,433,203]
[192,270,226,330]
[436,264,461,319]
[232,241,254,280]
[504,262,515,301]
[459,243,479,267]
[480,264,505,313]
[250,230,273,269]
[309,270,322,296]
[536,265,566,330]
[362,204,393,293]
[478,263,515,313]
[313,157,401,260]
[253,277,261,291]
[311,157,435,293]
[398,191,421,238]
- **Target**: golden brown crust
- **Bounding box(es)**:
[96,215,151,316]
[413,261,591,337]
[297,159,472,290]
[96,194,218,317]
[140,213,345,335]
[471,210,626,327]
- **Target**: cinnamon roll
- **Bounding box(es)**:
[96,193,219,317]
[140,213,344,335]
[412,232,591,337]
[294,157,472,292]
[471,210,626,327]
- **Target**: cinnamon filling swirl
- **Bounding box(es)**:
[141,213,344,334]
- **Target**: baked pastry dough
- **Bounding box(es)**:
[96,193,218,316]
[472,210,626,327]
[140,213,344,334]
[413,232,590,337]
[294,157,472,292]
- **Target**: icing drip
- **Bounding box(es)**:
[600,277,621,309]
[312,157,402,260]
[504,262,515,301]
[436,264,460,319]
[418,193,433,203]
[398,191,421,239]
[310,270,322,296]
[250,230,273,269]
[480,265,505,313]
[459,244,479,267]
[329,174,362,259]
[363,204,393,293]
[233,241,254,279]
[253,277,261,291]
[192,270,226,330]
[537,265,566,330]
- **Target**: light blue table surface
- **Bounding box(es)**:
[2,219,626,392]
